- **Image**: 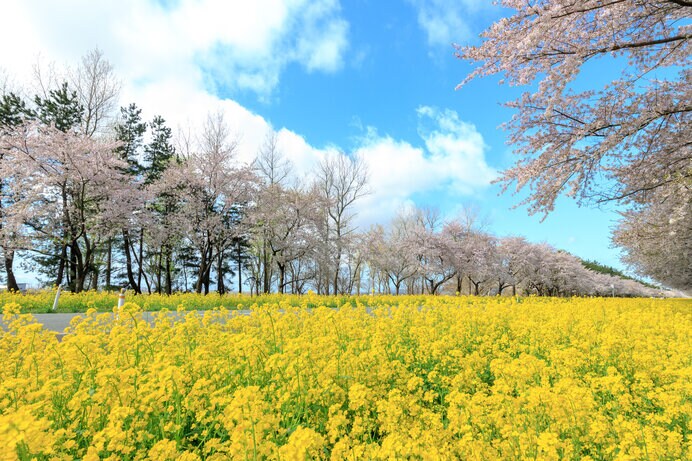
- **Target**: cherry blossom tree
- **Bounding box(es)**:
[464,232,497,296]
[457,0,690,214]
[248,183,322,293]
[410,213,456,295]
[495,236,532,296]
[0,121,127,292]
[164,112,256,294]
[443,207,492,295]
[613,189,691,292]
[457,1,690,291]
[364,221,419,295]
[0,92,33,291]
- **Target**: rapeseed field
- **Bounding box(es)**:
[1,295,690,460]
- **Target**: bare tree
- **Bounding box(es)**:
[316,153,368,294]
[255,131,292,186]
[30,49,120,139]
[175,123,195,161]
[253,130,294,292]
[70,49,121,138]
[31,55,60,100]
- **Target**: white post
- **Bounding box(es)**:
[52,286,62,311]
[118,288,126,308]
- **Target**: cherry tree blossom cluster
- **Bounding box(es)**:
[456,0,690,291]
[362,207,660,297]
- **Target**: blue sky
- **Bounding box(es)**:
[0,0,627,280]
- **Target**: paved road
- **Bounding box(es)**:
[29,313,87,333]
[2,310,254,340]
[30,312,170,333]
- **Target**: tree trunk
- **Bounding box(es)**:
[105,239,112,289]
[69,241,80,292]
[429,278,446,296]
[90,268,99,290]
[277,262,286,294]
[468,276,481,296]
[156,248,163,294]
[195,255,207,294]
[333,252,341,295]
[122,229,141,294]
[76,233,95,293]
[237,244,242,294]
[137,229,145,291]
[196,242,213,294]
[262,239,270,294]
[84,238,96,291]
[0,192,17,291]
[217,249,225,294]
[58,186,70,288]
[56,245,67,287]
[3,248,19,292]
[165,248,173,295]
[205,245,212,294]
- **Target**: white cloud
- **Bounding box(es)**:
[353,107,496,227]
[407,0,487,48]
[0,0,351,167]
[0,0,348,97]
[0,0,494,232]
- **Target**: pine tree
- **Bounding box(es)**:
[113,103,147,293]
[228,203,252,293]
[145,115,179,293]
[31,83,86,289]
[35,82,83,132]
[0,93,34,127]
[144,115,177,184]
[114,103,146,176]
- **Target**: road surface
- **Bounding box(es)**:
[1,310,253,341]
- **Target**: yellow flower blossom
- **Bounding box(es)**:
[0,293,689,459]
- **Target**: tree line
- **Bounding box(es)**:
[0,49,680,296]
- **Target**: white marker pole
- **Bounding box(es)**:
[52,286,62,311]
[118,288,126,308]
